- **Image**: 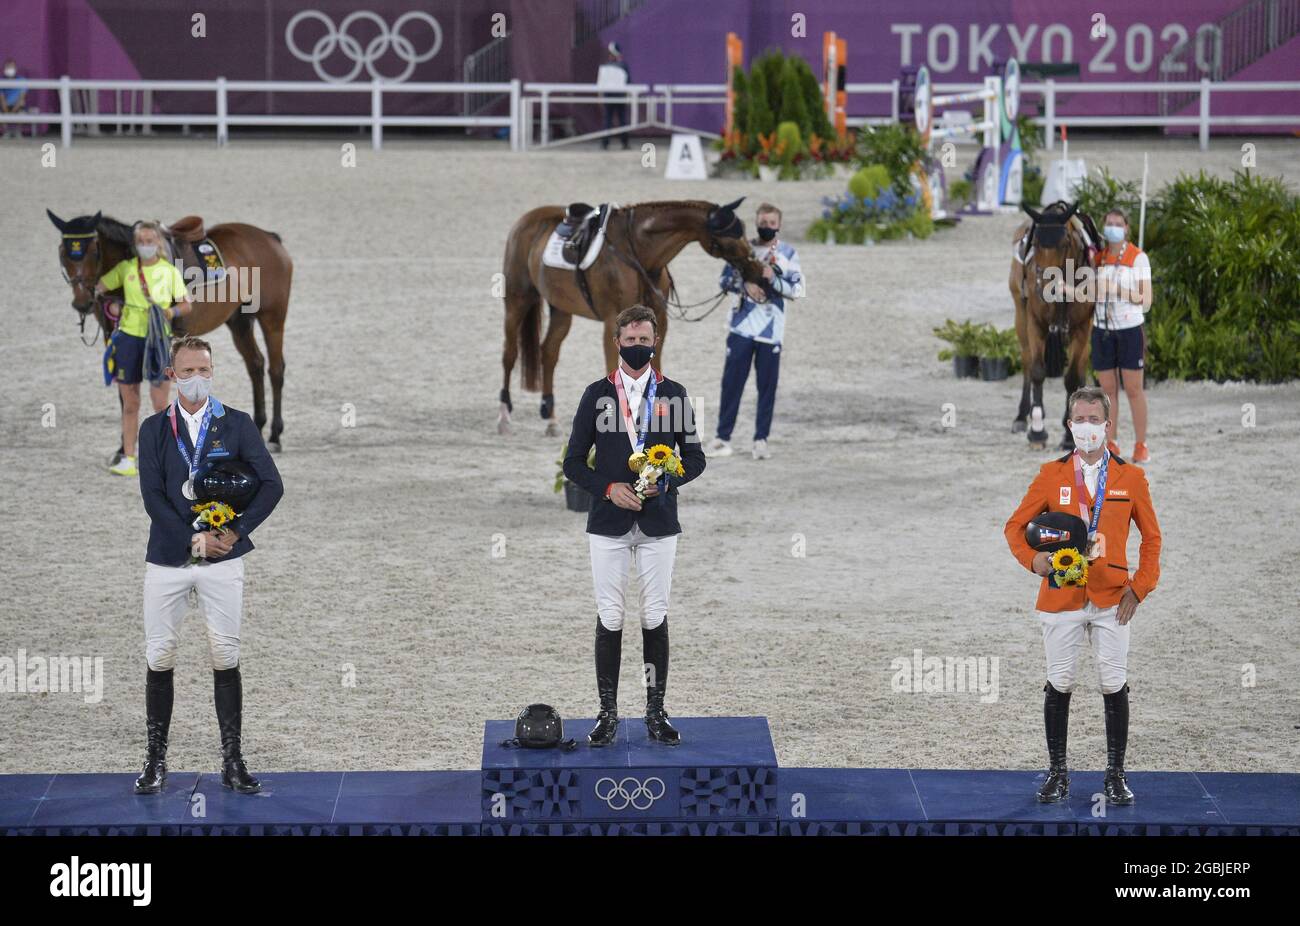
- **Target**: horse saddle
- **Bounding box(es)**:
[166,216,226,284]
[559,203,605,267]
[168,215,206,243]
[544,203,615,272]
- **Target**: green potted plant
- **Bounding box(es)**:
[977,325,1016,381]
[555,446,597,511]
[948,177,973,210]
[934,319,982,378]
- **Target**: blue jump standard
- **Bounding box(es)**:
[3,718,1298,835]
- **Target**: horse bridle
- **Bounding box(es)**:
[601,206,750,323]
[1024,217,1085,339]
[57,232,111,345]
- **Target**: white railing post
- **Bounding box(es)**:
[216,77,227,146]
[890,79,899,123]
[372,81,383,151]
[509,78,521,151]
[664,85,673,129]
[541,89,550,146]
[59,75,72,148]
[1199,78,1211,151]
[1044,79,1055,151]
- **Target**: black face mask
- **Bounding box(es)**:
[757,226,778,242]
[619,344,655,370]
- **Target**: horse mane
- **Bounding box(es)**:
[96,215,136,248]
[626,199,715,212]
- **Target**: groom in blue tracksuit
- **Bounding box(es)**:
[709,202,805,460]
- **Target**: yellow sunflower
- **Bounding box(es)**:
[1051,548,1081,572]
[646,445,673,466]
[192,501,236,531]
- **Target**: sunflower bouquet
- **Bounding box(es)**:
[628,444,686,501]
[188,500,238,563]
[1048,547,1089,588]
[192,500,236,533]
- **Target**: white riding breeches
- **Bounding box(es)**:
[1039,600,1130,694]
[588,524,677,632]
[143,557,245,671]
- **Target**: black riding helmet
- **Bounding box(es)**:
[504,704,577,751]
[195,459,261,510]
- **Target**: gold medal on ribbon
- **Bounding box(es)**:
[628,451,648,473]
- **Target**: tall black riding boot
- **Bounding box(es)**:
[1036,682,1071,802]
[643,617,679,745]
[1103,684,1134,805]
[588,618,622,746]
[214,665,261,794]
[134,668,173,795]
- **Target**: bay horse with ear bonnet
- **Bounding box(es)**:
[499,198,767,436]
[48,209,293,452]
[1009,200,1102,450]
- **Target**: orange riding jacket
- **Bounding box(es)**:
[1005,452,1161,611]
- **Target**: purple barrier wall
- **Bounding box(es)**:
[598,0,1300,134]
[4,0,1296,132]
[4,0,517,116]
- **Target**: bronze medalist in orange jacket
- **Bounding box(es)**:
[1004,452,1161,611]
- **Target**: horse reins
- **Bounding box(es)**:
[601,207,745,323]
[58,234,114,346]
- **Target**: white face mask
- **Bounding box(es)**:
[3,68,15,78]
[1069,420,1106,453]
[176,374,212,404]
[1103,225,1126,244]
[137,243,159,260]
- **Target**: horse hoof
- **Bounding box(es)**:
[1011,419,1027,433]
[267,441,282,454]
[544,420,560,438]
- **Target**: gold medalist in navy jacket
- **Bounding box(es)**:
[562,369,706,536]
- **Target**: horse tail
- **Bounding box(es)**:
[503,210,552,394]
[518,294,543,393]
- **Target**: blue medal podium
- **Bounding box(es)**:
[4,716,1299,835]
[481,716,778,835]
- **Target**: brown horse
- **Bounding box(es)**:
[498,198,767,435]
[1009,201,1101,451]
[48,210,293,452]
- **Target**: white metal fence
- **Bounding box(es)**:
[839,78,1300,150]
[0,76,521,151]
[2,75,1297,152]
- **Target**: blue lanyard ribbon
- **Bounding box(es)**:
[615,372,657,453]
[634,375,657,452]
[1075,449,1110,538]
[171,401,213,480]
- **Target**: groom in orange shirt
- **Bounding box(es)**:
[1006,386,1161,806]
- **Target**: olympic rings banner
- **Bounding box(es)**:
[5,0,551,117]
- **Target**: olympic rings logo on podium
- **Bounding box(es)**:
[285,10,443,84]
[593,776,666,811]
